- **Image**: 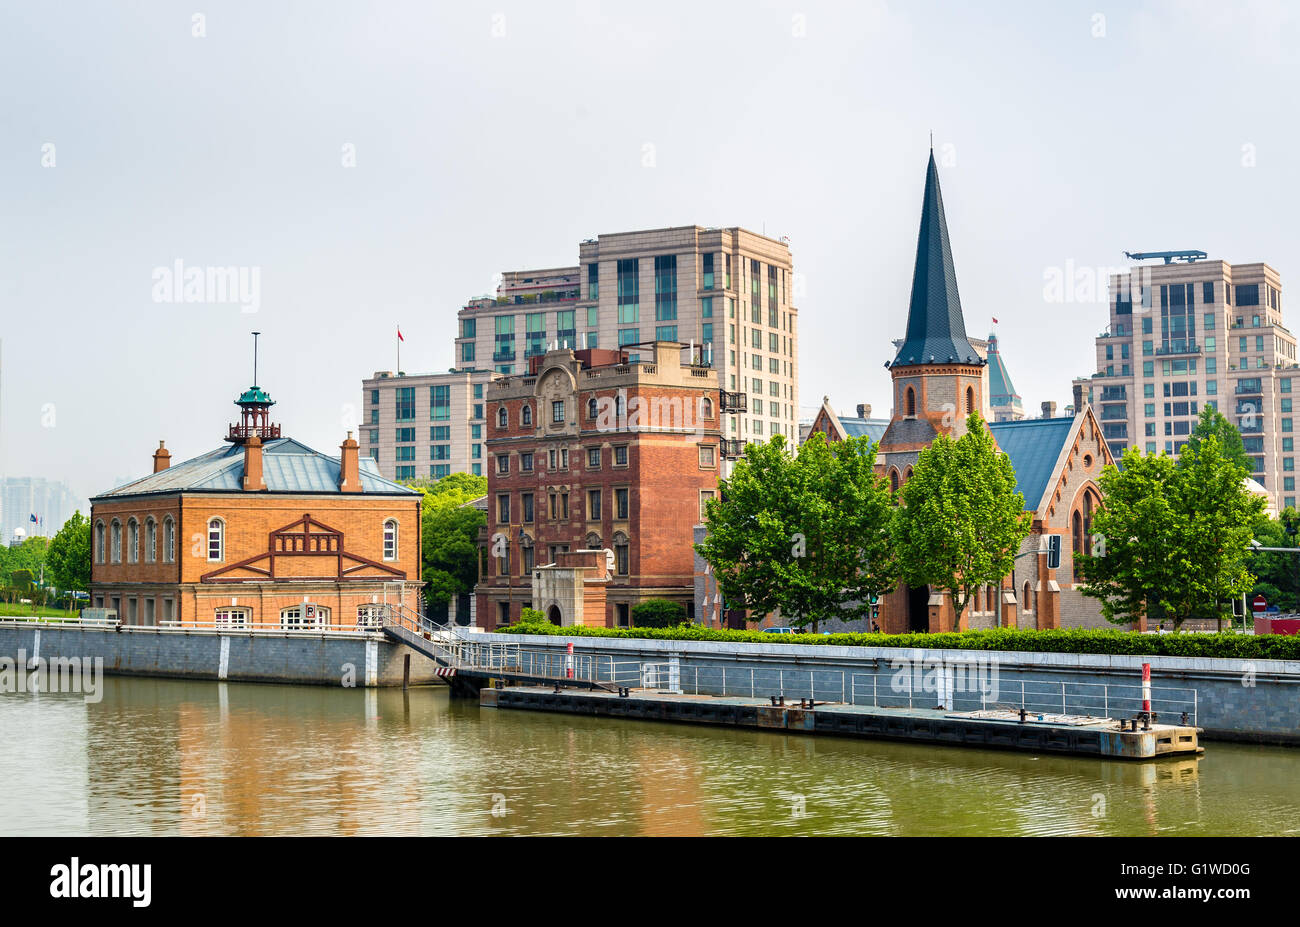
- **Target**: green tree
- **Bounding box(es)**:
[1080,437,1263,629]
[410,472,488,607]
[1181,405,1251,473]
[696,432,898,630]
[1249,510,1300,613]
[891,412,1032,627]
[46,510,92,594]
[630,598,687,628]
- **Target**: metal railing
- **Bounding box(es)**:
[0,615,380,638]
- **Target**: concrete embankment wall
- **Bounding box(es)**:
[478,632,1300,745]
[0,625,445,687]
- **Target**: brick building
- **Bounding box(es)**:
[90,380,422,627]
[474,342,726,628]
[873,151,1117,633]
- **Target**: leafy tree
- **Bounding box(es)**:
[696,432,898,630]
[46,510,91,594]
[1182,405,1251,473]
[1249,509,1300,613]
[1080,437,1263,629]
[410,473,487,607]
[631,598,687,628]
[891,412,1031,628]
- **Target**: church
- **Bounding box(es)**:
[871,152,1117,633]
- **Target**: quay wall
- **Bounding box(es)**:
[477,632,1300,745]
[0,624,445,687]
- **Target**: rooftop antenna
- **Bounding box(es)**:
[252,331,260,386]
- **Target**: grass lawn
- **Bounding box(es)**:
[0,605,81,620]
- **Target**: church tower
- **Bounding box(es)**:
[877,151,987,489]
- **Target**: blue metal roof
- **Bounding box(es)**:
[93,438,417,498]
[837,417,890,443]
[988,417,1076,512]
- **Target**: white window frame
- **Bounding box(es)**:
[127,518,139,564]
[111,519,122,564]
[145,517,157,563]
[163,516,175,563]
[383,519,398,561]
[95,520,106,564]
[207,518,224,562]
[214,607,250,628]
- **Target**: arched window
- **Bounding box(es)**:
[904,466,913,482]
[889,469,899,492]
[127,518,139,563]
[383,519,398,561]
[281,604,329,631]
[585,532,602,549]
[95,520,106,564]
[521,404,533,426]
[588,397,599,419]
[110,519,122,563]
[207,518,224,562]
[615,394,625,421]
[145,517,157,563]
[905,387,916,417]
[497,405,508,428]
[965,386,975,415]
[974,587,983,612]
[1022,581,1033,611]
[1072,511,1082,558]
[356,605,385,628]
[214,607,250,628]
[701,397,714,419]
[1083,493,1094,556]
[163,516,175,563]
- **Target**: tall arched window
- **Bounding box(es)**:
[521,404,533,426]
[615,394,625,421]
[1022,581,1033,610]
[497,405,508,428]
[127,518,139,563]
[145,517,157,563]
[701,397,714,419]
[905,387,916,417]
[207,518,224,562]
[904,466,913,482]
[1083,494,1094,556]
[966,386,975,415]
[588,397,599,419]
[890,469,899,493]
[163,516,175,563]
[110,520,122,564]
[95,520,106,564]
[1071,511,1082,557]
[383,519,398,561]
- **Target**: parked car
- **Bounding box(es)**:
[763,627,795,634]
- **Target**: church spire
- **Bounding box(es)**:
[890,151,983,368]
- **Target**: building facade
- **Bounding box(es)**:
[90,383,422,627]
[360,368,500,482]
[986,333,1025,421]
[474,342,724,629]
[455,226,798,447]
[1072,258,1294,507]
[1,476,82,542]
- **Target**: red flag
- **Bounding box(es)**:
[991,317,999,324]
[397,326,405,342]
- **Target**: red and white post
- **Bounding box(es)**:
[565,641,574,680]
[1141,662,1151,716]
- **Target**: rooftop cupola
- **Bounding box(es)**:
[226,331,281,444]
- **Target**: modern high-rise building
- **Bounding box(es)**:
[360,369,501,482]
[455,226,798,446]
[1,476,82,542]
[1072,257,1294,507]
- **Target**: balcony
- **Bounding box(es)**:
[1235,380,1264,396]
[492,349,516,363]
[720,439,747,459]
[227,423,281,441]
[720,389,748,413]
[1099,387,1127,402]
[1155,343,1201,356]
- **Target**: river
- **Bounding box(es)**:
[2,676,1298,836]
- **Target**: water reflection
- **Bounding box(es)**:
[1,677,1297,836]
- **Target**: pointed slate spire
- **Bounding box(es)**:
[891,151,983,367]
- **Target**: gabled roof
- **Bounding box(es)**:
[890,151,984,368]
[837,417,890,442]
[985,333,1021,408]
[988,417,1077,512]
[92,438,418,499]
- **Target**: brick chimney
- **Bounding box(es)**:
[153,440,171,473]
[1041,401,1057,419]
[856,404,872,418]
[339,431,362,492]
[242,433,267,491]
[1072,383,1084,412]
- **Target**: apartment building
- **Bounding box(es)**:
[455,226,798,447]
[1072,257,1295,507]
[360,369,500,481]
[474,342,725,628]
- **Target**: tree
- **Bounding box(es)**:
[891,412,1032,628]
[411,473,488,608]
[1079,436,1263,629]
[696,432,898,630]
[46,510,92,595]
[1249,510,1300,613]
[631,599,687,628]
[1182,405,1251,473]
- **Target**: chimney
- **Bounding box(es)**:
[153,441,171,473]
[1041,401,1057,419]
[339,431,362,492]
[856,403,872,418]
[1072,383,1084,412]
[242,433,266,491]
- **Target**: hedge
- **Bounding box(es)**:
[496,624,1300,660]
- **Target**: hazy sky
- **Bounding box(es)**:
[3,0,1298,510]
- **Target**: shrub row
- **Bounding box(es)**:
[496,623,1300,660]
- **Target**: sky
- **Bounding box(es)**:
[2,0,1298,514]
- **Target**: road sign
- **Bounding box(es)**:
[1252,594,1268,615]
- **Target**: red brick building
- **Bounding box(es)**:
[475,342,724,628]
[89,380,423,627]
